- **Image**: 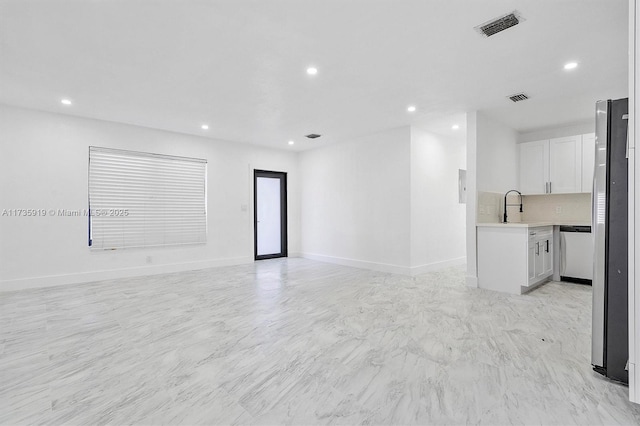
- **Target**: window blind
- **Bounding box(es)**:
[88,146,207,250]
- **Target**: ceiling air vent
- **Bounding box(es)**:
[475,11,522,37]
[508,93,529,103]
[305,133,322,139]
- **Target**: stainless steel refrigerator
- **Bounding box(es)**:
[591,98,629,384]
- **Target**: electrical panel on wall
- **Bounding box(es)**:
[459,169,467,204]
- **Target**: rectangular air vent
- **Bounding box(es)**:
[305,134,322,139]
[508,93,529,102]
[476,11,522,37]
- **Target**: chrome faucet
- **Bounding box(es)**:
[503,190,523,223]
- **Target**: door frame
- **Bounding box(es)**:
[254,169,288,260]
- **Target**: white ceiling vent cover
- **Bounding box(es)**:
[475,11,523,37]
[508,93,529,102]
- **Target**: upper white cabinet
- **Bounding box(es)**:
[549,135,582,194]
[519,140,549,194]
[519,133,595,195]
[581,133,596,193]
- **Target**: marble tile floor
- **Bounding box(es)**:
[1,258,640,425]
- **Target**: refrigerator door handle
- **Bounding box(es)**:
[623,114,629,159]
[560,232,566,275]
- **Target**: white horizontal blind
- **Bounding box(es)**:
[89,147,207,250]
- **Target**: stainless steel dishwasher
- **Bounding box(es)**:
[559,225,593,284]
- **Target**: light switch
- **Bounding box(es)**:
[241,204,248,212]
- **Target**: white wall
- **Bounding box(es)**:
[0,105,300,291]
[518,120,594,143]
[466,112,519,287]
[299,126,412,273]
[465,112,478,287]
[475,112,519,194]
[299,124,466,275]
[410,127,466,273]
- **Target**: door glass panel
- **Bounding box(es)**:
[256,176,281,256]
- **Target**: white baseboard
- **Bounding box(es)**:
[2,254,467,292]
[301,253,466,276]
[409,256,467,276]
[466,274,479,288]
[301,253,412,275]
[630,362,638,404]
[0,256,252,293]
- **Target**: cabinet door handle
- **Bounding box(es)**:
[545,239,549,253]
[536,242,539,255]
[549,182,552,193]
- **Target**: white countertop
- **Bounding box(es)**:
[476,221,590,228]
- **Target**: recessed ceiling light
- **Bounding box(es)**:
[407,106,416,112]
[61,99,72,105]
[564,62,578,70]
[452,124,460,130]
[306,67,318,75]
[288,140,294,145]
[201,124,209,130]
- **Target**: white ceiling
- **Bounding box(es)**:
[0,1,629,150]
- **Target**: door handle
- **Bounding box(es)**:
[623,114,629,159]
[560,233,566,275]
[536,242,539,255]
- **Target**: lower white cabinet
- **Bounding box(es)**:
[528,227,553,286]
[478,225,554,295]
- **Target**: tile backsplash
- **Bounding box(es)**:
[477,191,591,224]
[477,191,523,223]
[522,193,591,224]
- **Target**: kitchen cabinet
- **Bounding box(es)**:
[549,135,582,193]
[519,133,595,194]
[519,140,549,194]
[477,224,553,294]
[528,227,553,286]
[581,133,596,192]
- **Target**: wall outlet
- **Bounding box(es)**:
[479,205,486,214]
[146,256,152,264]
[241,204,248,212]
[555,206,562,214]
